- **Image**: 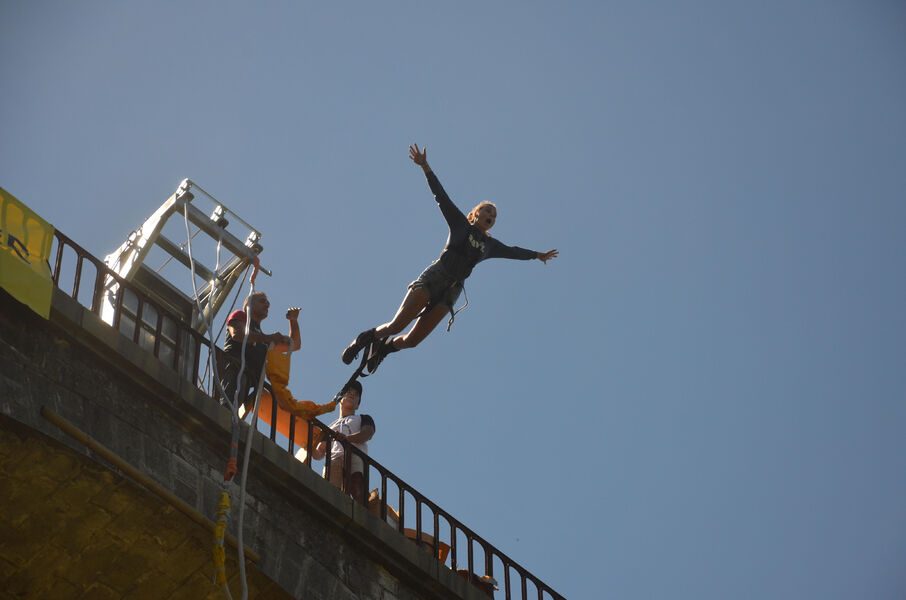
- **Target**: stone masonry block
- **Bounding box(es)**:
[0,557,16,581]
[0,336,25,367]
[0,374,25,406]
[54,506,115,554]
[0,520,32,567]
[78,582,120,600]
[4,437,53,481]
[0,419,24,456]
[58,535,122,587]
[0,475,59,526]
[72,367,103,402]
[106,415,145,470]
[49,389,86,431]
[161,570,221,600]
[83,404,115,451]
[38,443,83,483]
[290,555,359,600]
[146,505,192,552]
[376,565,401,596]
[39,577,82,600]
[199,477,226,522]
[228,558,277,599]
[249,585,287,600]
[103,496,166,546]
[345,554,376,596]
[89,478,138,516]
[98,535,165,594]
[172,478,198,511]
[124,568,197,600]
[171,456,201,488]
[158,531,214,586]
[1,543,69,598]
[6,513,56,559]
[170,454,201,506]
[273,551,311,598]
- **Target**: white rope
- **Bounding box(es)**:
[236,344,270,600]
[228,259,264,600]
[183,201,252,599]
[182,204,228,397]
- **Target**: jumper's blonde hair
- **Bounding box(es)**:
[467,201,497,227]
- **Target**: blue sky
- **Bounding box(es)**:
[2,2,905,598]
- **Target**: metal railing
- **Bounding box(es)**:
[49,229,565,600]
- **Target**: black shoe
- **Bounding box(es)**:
[342,329,375,365]
[366,339,399,374]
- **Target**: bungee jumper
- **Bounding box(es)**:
[342,144,558,374]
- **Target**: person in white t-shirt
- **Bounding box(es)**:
[311,380,375,502]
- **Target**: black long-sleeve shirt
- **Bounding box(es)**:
[426,170,536,281]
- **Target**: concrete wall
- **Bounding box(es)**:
[0,412,291,598]
[0,287,488,600]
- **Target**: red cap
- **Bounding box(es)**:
[227,310,247,325]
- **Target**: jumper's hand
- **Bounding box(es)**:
[538,249,559,264]
[409,144,428,167]
[286,307,301,321]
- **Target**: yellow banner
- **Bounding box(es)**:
[0,188,55,319]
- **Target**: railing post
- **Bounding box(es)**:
[52,235,64,285]
[397,488,405,533]
[153,313,163,357]
[269,388,278,442]
[467,535,474,580]
[133,297,144,344]
[304,422,314,467]
[112,282,124,329]
[73,256,84,299]
[362,455,370,505]
[416,498,422,541]
[344,443,353,495]
[432,511,440,561]
[323,435,332,479]
[450,525,458,570]
[380,473,388,521]
[91,266,104,314]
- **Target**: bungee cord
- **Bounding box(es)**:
[182,202,260,599]
[236,341,269,600]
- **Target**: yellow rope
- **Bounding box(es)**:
[213,489,232,587]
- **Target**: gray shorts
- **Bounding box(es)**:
[408,260,462,308]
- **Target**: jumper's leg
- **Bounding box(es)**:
[374,287,430,338]
[390,302,449,349]
[365,303,450,373]
[341,287,430,364]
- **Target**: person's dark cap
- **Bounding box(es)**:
[342,380,363,400]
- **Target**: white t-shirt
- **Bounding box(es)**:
[328,413,375,460]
